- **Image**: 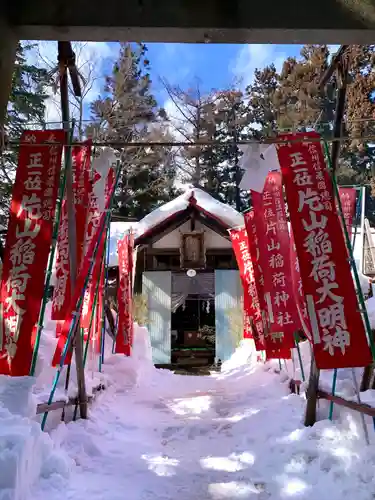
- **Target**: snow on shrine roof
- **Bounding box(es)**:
[136,187,244,239]
[108,188,243,266]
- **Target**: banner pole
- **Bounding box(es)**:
[98,223,109,372]
[73,246,105,421]
[328,369,337,420]
[323,142,375,360]
[29,124,74,377]
[41,162,121,430]
[351,368,370,445]
[293,332,305,382]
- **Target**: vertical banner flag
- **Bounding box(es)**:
[127,232,135,347]
[290,230,312,341]
[245,208,290,358]
[52,140,92,321]
[277,131,372,369]
[251,172,301,349]
[116,235,132,355]
[0,130,65,375]
[81,162,115,331]
[51,168,118,367]
[338,187,356,237]
[229,226,263,346]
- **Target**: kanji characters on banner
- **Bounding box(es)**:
[52,163,118,367]
[251,172,301,350]
[52,141,92,321]
[0,129,65,375]
[244,211,289,357]
[277,131,372,369]
[80,161,115,331]
[229,226,263,347]
[338,187,356,237]
[116,234,134,356]
[290,230,312,341]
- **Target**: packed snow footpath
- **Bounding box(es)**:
[1,335,367,500]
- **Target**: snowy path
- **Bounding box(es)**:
[32,364,375,500]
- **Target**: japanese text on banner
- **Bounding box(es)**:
[116,234,134,355]
[52,141,92,321]
[277,131,372,369]
[0,130,65,375]
[229,226,262,346]
[338,187,356,238]
[251,172,301,349]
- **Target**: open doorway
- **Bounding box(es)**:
[171,294,215,368]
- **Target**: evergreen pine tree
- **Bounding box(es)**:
[88,43,180,219]
[1,42,50,226]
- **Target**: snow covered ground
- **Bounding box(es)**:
[15,339,375,500]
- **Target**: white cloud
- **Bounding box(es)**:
[231,44,286,89]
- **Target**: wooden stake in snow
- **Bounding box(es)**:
[57,41,88,419]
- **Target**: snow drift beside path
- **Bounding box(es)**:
[27,340,375,500]
[0,303,156,500]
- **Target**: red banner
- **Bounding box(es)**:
[229,227,260,344]
[116,235,133,355]
[277,131,372,369]
[52,141,92,320]
[290,230,312,341]
[0,130,65,375]
[251,172,301,349]
[52,168,117,367]
[245,211,292,357]
[80,165,115,330]
[338,187,356,237]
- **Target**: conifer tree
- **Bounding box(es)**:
[88,43,180,219]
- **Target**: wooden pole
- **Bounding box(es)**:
[304,351,320,426]
[58,42,88,419]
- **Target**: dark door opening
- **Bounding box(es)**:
[171,294,215,367]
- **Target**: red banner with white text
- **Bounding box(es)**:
[251,172,301,350]
[116,235,133,355]
[229,227,260,344]
[52,168,117,367]
[338,187,356,237]
[277,131,372,369]
[290,230,312,341]
[80,166,115,330]
[52,141,92,320]
[244,211,289,357]
[0,130,65,375]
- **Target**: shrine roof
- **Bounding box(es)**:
[108,187,243,266]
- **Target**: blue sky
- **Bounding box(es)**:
[30,42,338,123]
[101,43,305,104]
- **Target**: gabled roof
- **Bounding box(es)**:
[136,188,244,241]
[108,188,244,266]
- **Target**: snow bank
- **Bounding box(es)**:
[0,311,157,500]
[0,377,74,500]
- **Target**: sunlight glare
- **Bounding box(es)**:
[141,454,179,477]
[208,481,260,498]
[200,452,255,472]
[167,395,212,415]
[280,477,309,496]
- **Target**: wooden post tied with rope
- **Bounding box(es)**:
[55,41,88,419]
